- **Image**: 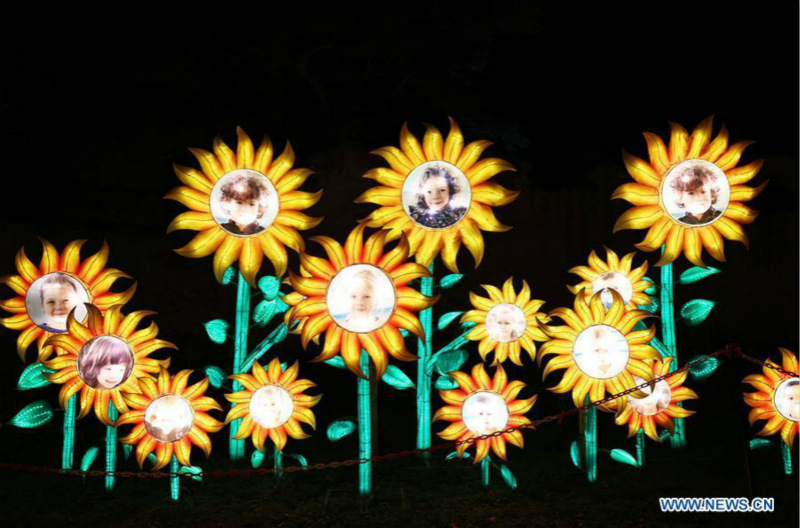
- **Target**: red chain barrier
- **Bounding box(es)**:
[0,344,793,481]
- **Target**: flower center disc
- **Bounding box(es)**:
[250,384,294,429]
[661,159,730,227]
[401,161,471,230]
[145,395,194,443]
[210,168,280,237]
[573,324,630,380]
[327,264,396,334]
[462,391,509,435]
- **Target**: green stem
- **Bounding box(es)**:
[358,351,372,497]
[480,456,490,487]
[782,442,793,475]
[105,402,118,491]
[230,271,251,460]
[62,394,77,470]
[274,444,283,478]
[583,395,597,482]
[416,262,434,455]
[636,430,645,468]
[170,456,180,501]
[659,247,685,449]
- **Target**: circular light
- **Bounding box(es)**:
[250,384,294,429]
[774,377,800,423]
[573,325,630,380]
[144,395,194,443]
[462,391,509,436]
[25,272,91,333]
[591,272,633,310]
[327,264,396,333]
[77,336,135,390]
[661,159,730,227]
[627,376,672,416]
[485,303,527,343]
[401,161,471,230]
[210,169,280,237]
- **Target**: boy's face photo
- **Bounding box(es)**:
[210,169,279,236]
[462,391,509,435]
[42,283,78,330]
[223,193,261,227]
[574,324,630,380]
[26,273,91,332]
[348,279,374,315]
[662,159,730,225]
[775,378,800,422]
[680,180,713,216]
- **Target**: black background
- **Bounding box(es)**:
[0,3,797,527]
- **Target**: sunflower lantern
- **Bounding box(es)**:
[356,119,518,455]
[743,348,799,475]
[166,128,321,460]
[284,223,436,496]
[434,363,535,488]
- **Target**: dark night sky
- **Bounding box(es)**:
[0,3,797,519]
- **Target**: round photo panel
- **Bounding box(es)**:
[661,159,730,227]
[145,395,194,443]
[774,377,800,422]
[77,336,135,390]
[25,272,91,333]
[591,272,634,310]
[628,376,672,416]
[401,161,471,230]
[250,384,294,429]
[462,391,510,436]
[573,325,630,380]
[210,169,280,236]
[485,303,527,343]
[327,264,396,334]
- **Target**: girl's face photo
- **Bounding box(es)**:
[592,272,633,310]
[145,395,194,442]
[573,324,630,380]
[421,175,450,211]
[775,378,800,422]
[628,376,672,416]
[25,273,91,332]
[661,159,730,226]
[250,385,294,429]
[210,169,280,236]
[486,303,526,343]
[401,161,472,229]
[97,363,127,389]
[462,391,509,436]
[77,336,134,390]
[680,182,713,216]
[42,283,78,330]
[327,264,396,333]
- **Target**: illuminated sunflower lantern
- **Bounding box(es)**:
[43,304,174,425]
[568,248,651,310]
[538,290,660,407]
[434,363,535,463]
[166,127,322,284]
[118,368,223,470]
[224,358,321,453]
[284,223,438,378]
[743,348,799,448]
[612,116,766,267]
[0,239,135,362]
[356,119,518,271]
[604,358,698,441]
[460,277,549,366]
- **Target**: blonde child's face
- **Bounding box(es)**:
[784,386,800,419]
[97,363,127,389]
[421,176,450,212]
[348,280,374,315]
[224,195,261,227]
[493,310,515,342]
[680,182,713,216]
[42,284,78,329]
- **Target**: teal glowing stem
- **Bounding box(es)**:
[229,271,251,460]
[416,262,434,455]
[782,443,793,476]
[62,394,77,470]
[480,456,490,487]
[580,396,597,482]
[635,430,645,468]
[659,248,685,449]
[170,456,180,501]
[105,403,118,491]
[274,444,283,478]
[358,351,372,497]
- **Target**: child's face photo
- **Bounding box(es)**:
[486,303,526,343]
[210,169,280,236]
[775,378,800,422]
[421,175,450,212]
[573,324,630,380]
[224,194,261,227]
[591,272,633,310]
[77,336,134,390]
[680,182,713,216]
[145,395,194,442]
[462,391,510,435]
[250,385,294,429]
[25,273,91,332]
[327,264,396,334]
[662,159,730,226]
[628,376,672,416]
[401,161,472,229]
[97,363,128,389]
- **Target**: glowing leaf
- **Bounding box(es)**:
[178,465,203,482]
[688,355,720,381]
[570,441,582,469]
[80,447,99,472]
[327,419,356,442]
[437,311,464,331]
[253,299,278,327]
[435,375,459,390]
[123,444,133,459]
[680,266,721,285]
[438,274,464,289]
[17,363,55,390]
[324,356,347,370]
[204,319,229,344]
[432,350,469,376]
[659,430,670,442]
[251,449,265,468]
[8,400,53,428]
[680,300,716,326]
[749,438,772,451]
[222,266,237,285]
[205,366,227,389]
[643,277,657,295]
[286,453,308,468]
[639,298,659,314]
[610,448,640,467]
[381,365,415,390]
[399,328,409,338]
[500,464,518,490]
[258,276,281,301]
[146,453,157,466]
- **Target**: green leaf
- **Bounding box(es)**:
[205,366,227,389]
[203,319,229,344]
[446,450,470,461]
[433,350,469,376]
[123,444,133,460]
[251,449,265,468]
[639,297,659,314]
[437,311,464,331]
[435,375,459,390]
[659,430,671,442]
[222,266,237,285]
[253,299,278,327]
[80,447,99,472]
[749,438,772,451]
[258,276,281,301]
[610,448,639,467]
[438,274,464,289]
[178,465,203,482]
[399,328,409,338]
[688,355,720,381]
[381,365,415,390]
[17,362,54,390]
[324,356,346,370]
[680,299,716,326]
[500,464,518,490]
[146,453,157,466]
[8,400,53,428]
[570,440,582,469]
[680,266,721,285]
[327,419,356,442]
[643,277,657,295]
[286,453,308,468]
